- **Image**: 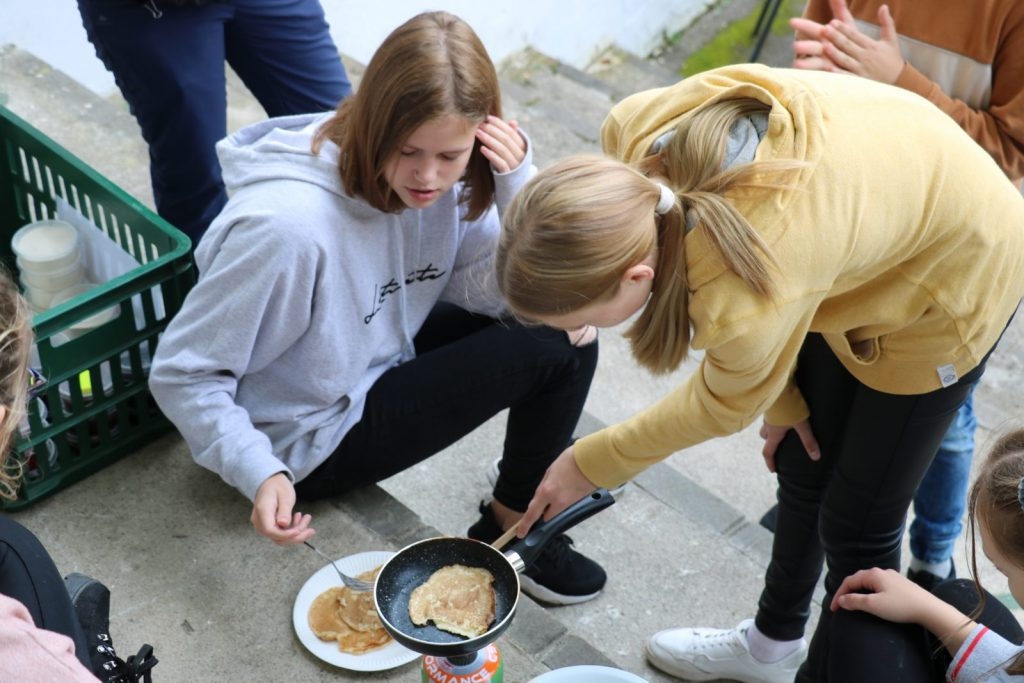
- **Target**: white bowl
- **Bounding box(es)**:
[529,666,650,682]
[11,219,81,271]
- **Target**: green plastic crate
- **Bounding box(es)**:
[0,104,195,509]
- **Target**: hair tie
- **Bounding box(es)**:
[1018,476,1024,511]
[655,183,676,216]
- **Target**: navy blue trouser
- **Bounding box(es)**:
[0,516,90,671]
[77,0,352,242]
[295,304,599,514]
[754,334,989,681]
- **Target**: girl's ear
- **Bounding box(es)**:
[623,263,655,286]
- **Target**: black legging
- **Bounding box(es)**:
[296,303,598,512]
[828,578,1024,681]
[753,334,987,681]
[0,516,90,671]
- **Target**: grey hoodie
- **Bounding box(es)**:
[148,113,534,501]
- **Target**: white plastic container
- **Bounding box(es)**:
[22,284,61,310]
[18,253,86,292]
[50,283,121,339]
[11,219,81,271]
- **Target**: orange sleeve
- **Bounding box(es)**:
[893,34,1024,183]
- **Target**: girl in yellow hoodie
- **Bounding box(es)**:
[495,64,1024,681]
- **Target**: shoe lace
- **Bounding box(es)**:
[101,644,158,683]
[694,626,747,651]
[535,533,575,570]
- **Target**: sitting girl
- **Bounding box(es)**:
[0,267,156,682]
[829,429,1024,682]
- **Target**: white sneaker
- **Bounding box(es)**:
[486,457,628,497]
[645,619,807,683]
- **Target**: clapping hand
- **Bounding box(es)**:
[791,0,904,84]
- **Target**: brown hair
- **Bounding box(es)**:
[0,266,32,501]
[312,11,502,221]
[497,98,803,374]
[966,428,1024,674]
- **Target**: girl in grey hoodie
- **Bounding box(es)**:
[148,10,607,605]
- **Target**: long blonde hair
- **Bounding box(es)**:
[966,428,1024,674]
[0,267,31,501]
[312,11,502,221]
[497,98,802,374]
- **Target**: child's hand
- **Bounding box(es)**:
[792,6,904,84]
[790,0,855,70]
[817,7,904,84]
[516,445,597,538]
[833,567,978,653]
[251,472,315,545]
[476,115,526,174]
[831,567,933,622]
[759,419,820,473]
[791,17,839,70]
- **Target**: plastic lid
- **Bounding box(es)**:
[11,220,80,266]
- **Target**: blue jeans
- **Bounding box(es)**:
[909,389,977,564]
[77,0,352,242]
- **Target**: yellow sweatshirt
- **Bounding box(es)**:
[575,65,1024,489]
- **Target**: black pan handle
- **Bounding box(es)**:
[505,488,615,570]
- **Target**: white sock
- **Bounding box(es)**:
[909,557,951,578]
[746,623,804,663]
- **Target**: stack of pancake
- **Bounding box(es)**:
[307,565,391,654]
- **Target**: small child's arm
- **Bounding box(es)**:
[832,568,976,656]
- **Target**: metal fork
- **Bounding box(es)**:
[303,541,374,592]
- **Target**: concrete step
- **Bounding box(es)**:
[4,14,1023,680]
[0,39,781,682]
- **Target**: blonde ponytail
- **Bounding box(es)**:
[639,97,806,297]
[497,98,807,375]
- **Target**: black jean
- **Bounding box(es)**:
[295,303,599,513]
[0,516,90,671]
[828,578,1024,681]
[753,334,986,681]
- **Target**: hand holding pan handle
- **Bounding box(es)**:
[503,488,614,572]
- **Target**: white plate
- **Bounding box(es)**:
[293,550,421,672]
[529,665,651,682]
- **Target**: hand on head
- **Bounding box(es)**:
[517,445,598,537]
[476,116,526,174]
[252,472,315,545]
[791,3,904,84]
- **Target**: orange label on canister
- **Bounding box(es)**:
[422,644,503,682]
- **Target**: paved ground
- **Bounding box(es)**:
[1,2,1023,681]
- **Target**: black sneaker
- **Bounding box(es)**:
[759,503,779,533]
[466,502,607,606]
[65,573,158,683]
[907,560,956,593]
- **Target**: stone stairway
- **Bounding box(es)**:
[2,7,1022,680]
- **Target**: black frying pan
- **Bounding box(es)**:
[374,488,615,658]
